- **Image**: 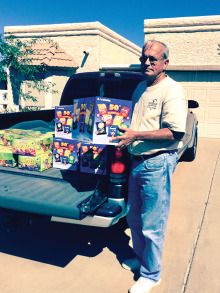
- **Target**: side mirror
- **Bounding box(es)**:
[188,100,199,109]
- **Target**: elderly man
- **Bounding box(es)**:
[111,40,187,293]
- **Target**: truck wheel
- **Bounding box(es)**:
[181,128,198,162]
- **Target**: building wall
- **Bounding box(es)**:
[144,16,220,138]
[144,16,220,66]
[4,22,141,109]
[22,81,45,108]
[52,34,101,73]
[52,69,76,107]
[99,36,140,65]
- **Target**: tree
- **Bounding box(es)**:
[0,34,57,105]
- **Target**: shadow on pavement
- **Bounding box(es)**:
[0,212,135,268]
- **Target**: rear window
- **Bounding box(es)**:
[60,73,145,105]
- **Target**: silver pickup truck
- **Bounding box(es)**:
[0,72,198,228]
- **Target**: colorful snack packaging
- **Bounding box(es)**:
[56,111,62,119]
[72,97,132,145]
[101,114,113,125]
[79,122,85,133]
[0,145,17,167]
[120,106,130,119]
[53,137,80,171]
[12,133,53,156]
[72,115,78,130]
[107,125,119,137]
[60,117,67,126]
[64,125,71,134]
[85,109,91,125]
[56,122,63,132]
[113,115,124,126]
[95,122,106,135]
[55,106,74,139]
[80,142,107,175]
[66,118,73,127]
[97,104,108,116]
[87,117,94,134]
[18,153,53,172]
[118,124,129,136]
[72,98,89,140]
[57,148,64,156]
[54,153,61,162]
[107,125,119,143]
[68,155,75,164]
[64,149,71,157]
[0,129,32,146]
[61,156,68,165]
[68,144,75,152]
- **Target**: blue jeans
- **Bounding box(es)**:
[127,151,178,281]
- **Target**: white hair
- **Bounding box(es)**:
[143,40,169,59]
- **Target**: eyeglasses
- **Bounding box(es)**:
[139,56,164,65]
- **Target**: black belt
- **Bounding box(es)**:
[133,149,177,161]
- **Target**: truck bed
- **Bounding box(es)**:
[0,166,103,220]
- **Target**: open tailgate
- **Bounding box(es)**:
[0,167,103,220]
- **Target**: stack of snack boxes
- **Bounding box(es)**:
[53,97,132,175]
[0,129,31,168]
[14,131,54,172]
[0,128,54,171]
[1,98,132,174]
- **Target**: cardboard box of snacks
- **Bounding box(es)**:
[0,145,17,167]
[53,137,80,171]
[12,133,53,156]
[55,106,74,139]
[0,129,31,146]
[18,153,53,172]
[80,142,107,175]
[72,97,132,145]
[72,98,88,141]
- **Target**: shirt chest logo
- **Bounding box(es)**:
[147,99,158,110]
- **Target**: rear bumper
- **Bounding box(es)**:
[51,198,126,227]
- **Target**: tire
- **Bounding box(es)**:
[181,128,198,162]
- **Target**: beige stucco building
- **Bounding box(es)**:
[4,22,141,110]
[143,15,220,138]
[4,16,220,138]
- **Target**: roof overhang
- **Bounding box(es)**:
[4,22,142,56]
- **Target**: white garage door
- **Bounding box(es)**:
[169,71,220,138]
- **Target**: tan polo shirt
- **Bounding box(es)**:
[128,76,187,156]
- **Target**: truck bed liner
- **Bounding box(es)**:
[0,166,102,220]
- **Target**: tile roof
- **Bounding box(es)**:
[25,42,79,69]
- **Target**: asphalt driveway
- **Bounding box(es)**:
[0,137,219,293]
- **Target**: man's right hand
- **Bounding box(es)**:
[110,126,136,148]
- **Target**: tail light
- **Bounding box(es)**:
[110,148,127,183]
